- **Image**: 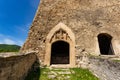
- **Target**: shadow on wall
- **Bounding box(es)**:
[25,58,41,80]
[98,33,114,55]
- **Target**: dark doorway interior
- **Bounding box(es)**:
[98,34,114,55]
[50,41,69,64]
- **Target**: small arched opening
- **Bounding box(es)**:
[98,33,114,55]
[50,41,69,64]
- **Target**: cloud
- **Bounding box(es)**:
[0,41,2,44]
[4,39,16,44]
[0,34,24,46]
[2,23,31,46]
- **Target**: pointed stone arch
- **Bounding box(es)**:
[44,22,75,67]
[46,22,75,43]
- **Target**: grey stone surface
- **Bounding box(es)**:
[88,56,120,80]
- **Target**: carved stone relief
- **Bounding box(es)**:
[50,29,71,43]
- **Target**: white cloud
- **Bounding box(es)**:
[0,34,24,46]
[4,39,16,44]
[0,41,2,44]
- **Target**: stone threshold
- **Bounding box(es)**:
[50,64,71,68]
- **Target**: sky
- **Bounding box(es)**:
[0,0,40,46]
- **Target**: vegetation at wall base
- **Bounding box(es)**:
[0,44,21,52]
[113,59,120,62]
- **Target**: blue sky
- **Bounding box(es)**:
[0,0,40,46]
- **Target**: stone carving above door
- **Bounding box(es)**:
[46,22,75,43]
[50,29,71,43]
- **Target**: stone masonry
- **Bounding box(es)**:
[0,53,37,80]
[20,0,120,67]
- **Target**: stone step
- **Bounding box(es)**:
[50,64,70,68]
[51,68,70,71]
[57,71,71,74]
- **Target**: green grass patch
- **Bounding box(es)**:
[70,68,99,80]
[113,59,120,62]
[39,68,50,80]
[25,67,99,80]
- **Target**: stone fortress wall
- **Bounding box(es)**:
[20,0,120,66]
[0,0,120,80]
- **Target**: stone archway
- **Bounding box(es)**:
[45,22,75,67]
[98,33,114,55]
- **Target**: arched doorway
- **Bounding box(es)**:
[50,41,69,64]
[45,23,75,67]
[98,33,114,55]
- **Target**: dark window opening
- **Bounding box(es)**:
[98,33,114,55]
[50,41,69,64]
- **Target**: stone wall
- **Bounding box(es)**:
[21,0,120,66]
[0,53,37,80]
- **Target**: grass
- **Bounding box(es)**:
[113,59,120,62]
[25,67,99,80]
[39,68,50,80]
[70,68,99,80]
